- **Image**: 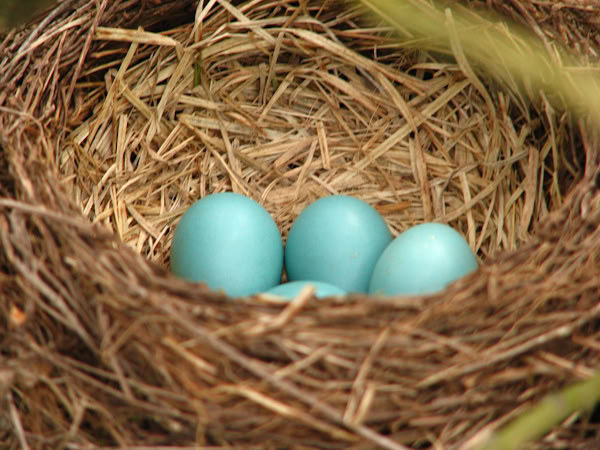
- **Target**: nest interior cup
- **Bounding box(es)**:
[60,6,581,265]
[2,0,600,449]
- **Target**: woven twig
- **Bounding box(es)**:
[0,1,600,449]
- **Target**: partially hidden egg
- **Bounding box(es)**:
[264,280,346,300]
[369,222,478,296]
[170,192,283,297]
[285,195,392,293]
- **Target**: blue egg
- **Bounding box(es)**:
[170,192,283,297]
[285,195,392,293]
[264,280,346,300]
[369,223,478,296]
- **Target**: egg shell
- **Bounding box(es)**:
[264,280,346,300]
[285,195,392,293]
[170,192,283,297]
[369,222,478,296]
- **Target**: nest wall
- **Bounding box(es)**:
[1,0,600,449]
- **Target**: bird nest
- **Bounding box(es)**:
[1,0,600,448]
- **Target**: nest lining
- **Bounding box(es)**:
[60,0,579,269]
[1,0,600,449]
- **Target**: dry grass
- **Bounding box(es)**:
[61,1,578,269]
[0,0,600,449]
